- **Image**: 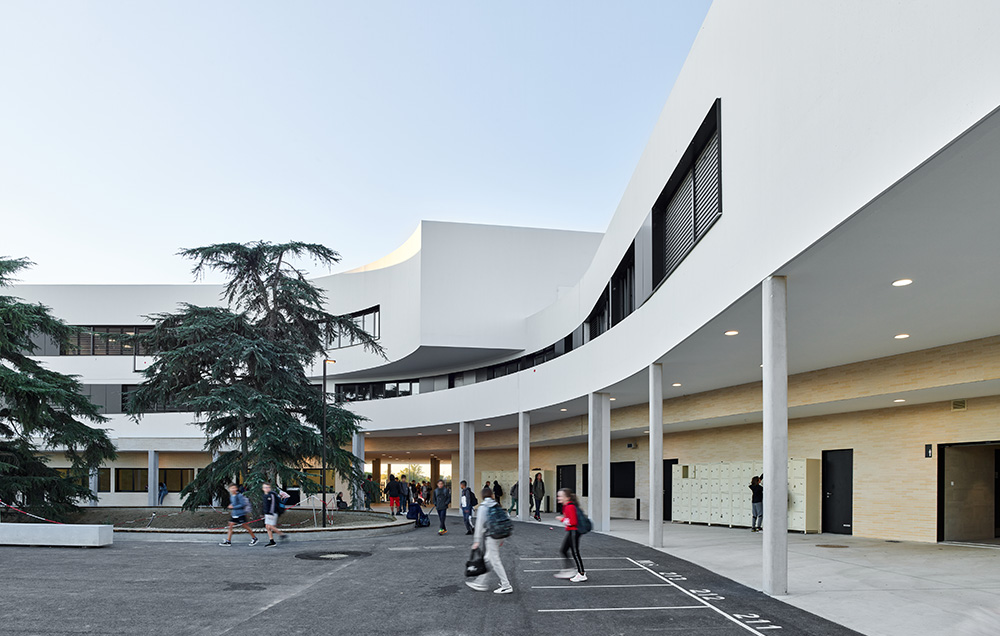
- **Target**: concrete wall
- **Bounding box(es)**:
[944,445,996,542]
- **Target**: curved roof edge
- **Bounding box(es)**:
[344,223,423,273]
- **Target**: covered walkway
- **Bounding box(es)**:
[607,519,1000,636]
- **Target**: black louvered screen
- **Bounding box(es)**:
[694,131,721,239]
[651,99,722,288]
[663,171,695,278]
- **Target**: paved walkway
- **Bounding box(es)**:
[605,519,1000,636]
[0,517,860,635]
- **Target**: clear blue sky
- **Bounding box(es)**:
[1,1,712,284]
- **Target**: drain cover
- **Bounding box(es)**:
[295,550,372,561]
[816,544,849,549]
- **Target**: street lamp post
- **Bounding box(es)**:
[321,359,335,527]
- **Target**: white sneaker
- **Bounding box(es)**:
[570,573,588,583]
[554,569,575,579]
[494,585,513,594]
[465,581,488,592]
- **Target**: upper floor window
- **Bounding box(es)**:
[61,326,153,356]
[331,306,380,349]
[652,99,722,286]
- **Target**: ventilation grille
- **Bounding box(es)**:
[951,399,967,412]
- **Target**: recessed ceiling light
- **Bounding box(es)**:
[894,399,906,403]
[643,430,649,434]
[724,330,739,336]
[406,451,410,454]
[364,432,370,435]
[672,383,682,387]
[446,429,452,432]
[417,432,422,435]
[485,423,491,427]
[892,279,913,287]
[894,333,910,339]
[609,397,616,401]
[560,408,567,412]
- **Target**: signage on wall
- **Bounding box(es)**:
[925,444,933,458]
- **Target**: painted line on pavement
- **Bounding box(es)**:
[388,546,456,551]
[625,557,771,636]
[523,567,643,573]
[519,556,627,561]
[531,584,671,589]
[538,605,708,613]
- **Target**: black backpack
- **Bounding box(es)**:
[494,484,503,497]
[467,488,478,508]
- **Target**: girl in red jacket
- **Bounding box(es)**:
[555,488,587,582]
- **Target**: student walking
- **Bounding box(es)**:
[509,481,518,514]
[433,479,451,535]
[157,482,168,505]
[466,487,513,594]
[261,482,288,547]
[532,473,545,520]
[749,474,764,532]
[492,480,504,507]
[554,488,586,582]
[220,483,258,546]
[459,480,477,535]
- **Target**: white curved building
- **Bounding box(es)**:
[18,1,1000,593]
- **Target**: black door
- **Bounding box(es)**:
[663,459,679,521]
[995,449,1000,537]
[556,464,576,513]
[822,449,853,534]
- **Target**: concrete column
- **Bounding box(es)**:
[352,433,365,508]
[588,392,611,532]
[371,458,381,483]
[430,457,440,485]
[147,450,159,507]
[762,275,789,596]
[89,468,100,507]
[648,363,664,546]
[459,421,475,494]
[517,411,531,522]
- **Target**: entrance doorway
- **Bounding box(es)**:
[822,449,853,534]
[938,441,1000,542]
[556,464,576,514]
[663,459,678,521]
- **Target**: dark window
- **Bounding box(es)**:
[652,99,722,286]
[122,385,187,413]
[610,244,636,326]
[158,468,194,493]
[586,285,611,341]
[98,468,111,492]
[115,468,149,492]
[610,461,636,498]
[333,306,381,349]
[62,326,153,356]
[582,464,589,497]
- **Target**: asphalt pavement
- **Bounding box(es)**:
[0,515,862,635]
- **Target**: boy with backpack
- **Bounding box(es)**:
[220,483,258,547]
[466,487,513,594]
[261,482,288,547]
[459,480,478,535]
[432,480,451,535]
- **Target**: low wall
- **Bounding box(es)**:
[0,523,113,547]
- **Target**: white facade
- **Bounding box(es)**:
[13,2,1000,568]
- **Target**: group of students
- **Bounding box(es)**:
[382,474,435,515]
[459,480,588,594]
[218,482,289,548]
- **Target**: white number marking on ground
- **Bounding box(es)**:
[625,558,775,636]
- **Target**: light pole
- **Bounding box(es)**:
[321,358,335,527]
